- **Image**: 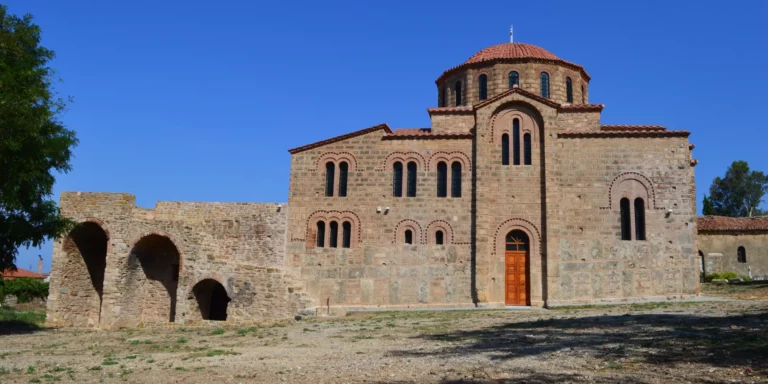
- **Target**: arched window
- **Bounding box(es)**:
[338,161,348,197]
[316,221,325,248]
[566,77,573,103]
[540,72,550,98]
[620,198,631,240]
[478,74,488,100]
[451,162,462,198]
[523,133,531,165]
[406,161,417,197]
[404,229,413,245]
[581,85,585,104]
[513,118,521,165]
[329,221,338,248]
[634,198,646,240]
[737,246,746,263]
[342,221,351,249]
[454,81,462,106]
[435,230,444,245]
[508,71,519,88]
[436,161,447,198]
[440,87,446,107]
[393,162,403,197]
[501,134,510,165]
[325,162,335,197]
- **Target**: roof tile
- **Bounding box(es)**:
[698,216,768,232]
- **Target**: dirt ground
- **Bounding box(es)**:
[1,284,767,384]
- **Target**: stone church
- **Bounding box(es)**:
[47,41,699,327]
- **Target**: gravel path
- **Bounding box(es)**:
[1,285,767,383]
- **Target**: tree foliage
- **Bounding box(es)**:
[0,5,77,271]
[0,277,49,303]
[708,161,768,217]
[702,195,715,216]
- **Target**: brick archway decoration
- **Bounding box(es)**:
[314,152,359,172]
[489,102,544,145]
[185,273,235,299]
[493,218,541,257]
[305,210,362,248]
[603,172,660,210]
[377,151,426,171]
[427,151,472,171]
[425,220,455,245]
[127,230,185,270]
[394,219,423,244]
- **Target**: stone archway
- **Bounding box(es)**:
[189,279,231,321]
[122,234,180,323]
[59,221,109,326]
[494,218,544,307]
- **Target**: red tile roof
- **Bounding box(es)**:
[426,106,474,115]
[383,128,473,140]
[287,124,392,154]
[558,130,690,138]
[2,267,46,280]
[559,104,605,112]
[698,216,768,232]
[601,125,667,132]
[465,43,560,64]
[437,42,590,84]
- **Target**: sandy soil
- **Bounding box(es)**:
[1,284,767,384]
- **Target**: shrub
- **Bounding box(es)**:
[705,272,739,282]
[0,278,49,303]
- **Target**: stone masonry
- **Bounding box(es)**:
[48,40,706,327]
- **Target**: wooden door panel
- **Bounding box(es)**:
[505,250,529,306]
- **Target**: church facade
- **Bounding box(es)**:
[47,42,700,327]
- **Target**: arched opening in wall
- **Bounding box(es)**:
[566,77,573,103]
[435,230,444,245]
[61,222,108,325]
[325,162,335,197]
[404,229,413,245]
[737,246,747,263]
[191,279,230,321]
[501,134,510,165]
[454,81,462,106]
[508,71,519,88]
[451,161,462,197]
[437,161,447,197]
[125,234,181,323]
[505,230,530,306]
[478,74,488,100]
[338,162,348,197]
[620,198,631,240]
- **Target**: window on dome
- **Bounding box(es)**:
[440,87,446,107]
[566,77,573,103]
[478,74,488,100]
[454,81,462,106]
[581,85,585,104]
[540,72,550,98]
[509,71,519,88]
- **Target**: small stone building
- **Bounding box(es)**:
[47,41,701,327]
[697,216,768,279]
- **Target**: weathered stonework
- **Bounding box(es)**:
[697,217,768,278]
[49,41,704,327]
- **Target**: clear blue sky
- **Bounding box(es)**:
[7,0,767,272]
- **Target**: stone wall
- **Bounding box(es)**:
[286,128,475,309]
[47,192,309,327]
[698,232,768,278]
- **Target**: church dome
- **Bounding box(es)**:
[464,43,560,65]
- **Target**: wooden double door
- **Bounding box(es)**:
[505,230,530,306]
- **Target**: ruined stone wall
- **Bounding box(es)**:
[47,193,306,327]
[697,232,768,278]
[548,136,698,304]
[286,129,474,309]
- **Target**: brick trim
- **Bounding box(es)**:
[394,219,423,245]
[559,130,690,138]
[427,151,472,171]
[425,220,455,245]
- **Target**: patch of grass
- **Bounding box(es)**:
[0,367,9,375]
[26,366,36,374]
[207,349,239,357]
[120,369,132,377]
[177,337,188,344]
[28,378,41,383]
[302,328,316,333]
[88,366,102,371]
[101,358,119,366]
[0,307,45,332]
[125,355,137,360]
[129,340,140,345]
[48,367,71,373]
[211,328,225,335]
[606,361,623,370]
[174,367,187,371]
[41,373,60,381]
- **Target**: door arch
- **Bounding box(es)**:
[190,279,231,321]
[505,230,530,306]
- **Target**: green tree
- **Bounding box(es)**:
[0,5,77,271]
[702,195,715,215]
[709,161,768,217]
